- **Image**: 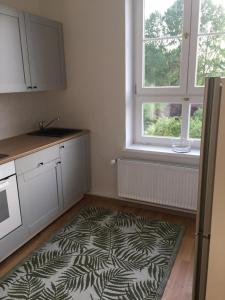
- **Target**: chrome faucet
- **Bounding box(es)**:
[39,114,60,130]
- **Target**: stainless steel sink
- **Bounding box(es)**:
[27,128,82,138]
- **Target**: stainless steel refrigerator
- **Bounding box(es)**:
[193,77,225,300]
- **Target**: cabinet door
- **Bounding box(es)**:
[25,13,66,91]
[0,224,28,262]
[0,5,31,93]
[17,160,63,236]
[60,135,90,209]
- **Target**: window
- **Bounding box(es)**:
[143,103,182,138]
[134,0,225,147]
[143,0,185,90]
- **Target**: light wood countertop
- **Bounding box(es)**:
[0,130,89,165]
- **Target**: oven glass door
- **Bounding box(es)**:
[0,175,22,239]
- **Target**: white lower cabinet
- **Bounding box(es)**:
[16,159,63,236]
[15,145,63,237]
[0,134,90,262]
[0,225,29,262]
[60,134,90,209]
[12,134,89,248]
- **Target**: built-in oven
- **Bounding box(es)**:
[0,161,22,239]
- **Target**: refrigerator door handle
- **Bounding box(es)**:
[195,232,201,237]
[195,232,211,239]
[202,234,211,239]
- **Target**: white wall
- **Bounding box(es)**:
[39,0,127,197]
[0,0,198,198]
[38,0,198,198]
[0,0,52,140]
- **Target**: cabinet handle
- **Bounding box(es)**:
[27,86,32,89]
[60,146,65,149]
[33,86,38,89]
[56,161,62,165]
[38,162,44,167]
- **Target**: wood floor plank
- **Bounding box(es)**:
[0,195,195,300]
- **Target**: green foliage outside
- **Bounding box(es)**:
[197,0,225,85]
[144,103,181,137]
[143,0,225,139]
[145,117,181,137]
[189,107,203,139]
[144,0,183,87]
[144,0,225,87]
[144,103,203,139]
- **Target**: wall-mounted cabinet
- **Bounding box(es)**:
[0,5,66,94]
[25,14,66,91]
[0,6,29,93]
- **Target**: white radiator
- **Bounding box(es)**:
[117,159,199,211]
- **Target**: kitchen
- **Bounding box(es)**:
[0,0,225,300]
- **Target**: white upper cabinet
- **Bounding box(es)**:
[0,5,66,93]
[0,6,30,93]
[25,14,66,91]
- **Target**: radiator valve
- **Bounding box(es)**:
[110,159,117,165]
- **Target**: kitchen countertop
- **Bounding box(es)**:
[0,130,89,165]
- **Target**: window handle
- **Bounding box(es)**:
[183,97,190,102]
[183,32,189,39]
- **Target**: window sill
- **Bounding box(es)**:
[123,144,200,165]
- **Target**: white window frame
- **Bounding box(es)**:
[135,96,202,148]
[188,0,225,94]
[188,0,204,95]
[135,0,192,96]
[134,0,211,148]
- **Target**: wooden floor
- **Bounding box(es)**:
[0,195,196,300]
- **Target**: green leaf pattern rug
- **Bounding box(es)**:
[0,207,184,300]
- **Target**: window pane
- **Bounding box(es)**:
[143,103,182,137]
[144,0,184,38]
[199,0,225,34]
[189,104,203,139]
[144,38,181,87]
[196,35,225,86]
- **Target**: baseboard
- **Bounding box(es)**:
[85,192,196,219]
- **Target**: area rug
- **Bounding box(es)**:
[0,207,184,300]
